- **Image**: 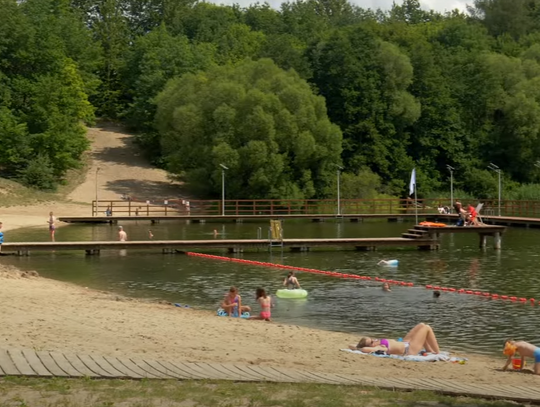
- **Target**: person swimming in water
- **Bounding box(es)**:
[220,286,251,317]
[283,271,301,289]
[382,282,391,292]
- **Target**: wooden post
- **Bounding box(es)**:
[494,232,502,250]
[479,234,487,249]
[128,200,131,216]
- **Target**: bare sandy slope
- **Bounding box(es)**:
[68,124,182,203]
[1,124,184,232]
[0,267,535,389]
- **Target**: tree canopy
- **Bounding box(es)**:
[3,0,540,198]
[155,59,342,199]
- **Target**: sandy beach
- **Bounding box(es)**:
[0,266,537,388]
[0,124,537,390]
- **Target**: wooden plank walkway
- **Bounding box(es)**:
[0,347,539,404]
[1,237,439,255]
[59,213,435,224]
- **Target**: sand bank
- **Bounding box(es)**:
[0,265,536,387]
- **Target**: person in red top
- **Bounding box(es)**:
[467,204,479,226]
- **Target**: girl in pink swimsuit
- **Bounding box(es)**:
[250,288,272,321]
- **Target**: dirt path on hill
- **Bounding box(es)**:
[1,123,185,231]
[68,123,184,203]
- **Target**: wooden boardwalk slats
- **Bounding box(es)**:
[183,362,233,381]
[8,349,36,376]
[22,350,52,377]
[142,359,181,379]
[195,362,256,382]
[114,357,159,379]
[1,348,540,404]
[89,355,128,378]
[154,360,199,380]
[48,352,85,377]
[77,354,117,377]
[130,358,174,379]
[103,356,144,379]
[0,349,21,376]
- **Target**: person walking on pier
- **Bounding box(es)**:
[0,222,3,253]
[118,226,128,242]
[47,212,56,242]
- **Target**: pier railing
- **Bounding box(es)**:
[91,198,540,218]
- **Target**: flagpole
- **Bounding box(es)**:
[414,181,418,225]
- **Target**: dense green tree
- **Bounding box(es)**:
[0,0,93,188]
[155,59,342,199]
[309,26,418,194]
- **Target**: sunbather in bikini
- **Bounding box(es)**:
[349,323,440,356]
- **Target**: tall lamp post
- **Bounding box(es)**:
[336,165,343,216]
[219,164,228,216]
[446,165,455,212]
[95,167,100,216]
[488,163,502,217]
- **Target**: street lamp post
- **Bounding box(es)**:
[488,163,502,217]
[219,164,228,216]
[336,165,343,216]
[95,167,100,216]
[446,165,455,212]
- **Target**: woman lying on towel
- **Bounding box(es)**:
[349,323,440,356]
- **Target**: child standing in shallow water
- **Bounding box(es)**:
[250,288,272,321]
[503,339,540,374]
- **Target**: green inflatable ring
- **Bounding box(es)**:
[276,289,308,299]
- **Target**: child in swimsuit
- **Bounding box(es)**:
[221,286,251,317]
[250,288,272,321]
[502,339,540,374]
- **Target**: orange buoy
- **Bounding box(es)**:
[510,296,517,301]
[530,298,536,303]
[449,288,456,292]
[492,294,499,299]
[519,297,527,302]
[482,293,490,297]
[426,285,433,289]
[465,290,473,294]
[458,289,465,293]
[501,295,508,299]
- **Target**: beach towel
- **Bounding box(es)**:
[340,349,466,363]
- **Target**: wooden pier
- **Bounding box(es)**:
[59,213,435,224]
[403,224,506,249]
[1,237,439,256]
[1,223,507,255]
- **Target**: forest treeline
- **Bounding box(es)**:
[3,0,540,200]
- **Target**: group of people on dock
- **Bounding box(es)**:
[454,201,480,226]
[219,272,301,322]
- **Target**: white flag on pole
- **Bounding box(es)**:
[409,168,416,196]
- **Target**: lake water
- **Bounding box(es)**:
[4,219,540,356]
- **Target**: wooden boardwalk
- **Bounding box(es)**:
[59,213,434,224]
[0,347,539,403]
[1,237,439,256]
[59,213,540,228]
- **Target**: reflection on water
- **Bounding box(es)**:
[5,220,540,355]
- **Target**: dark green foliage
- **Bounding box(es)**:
[0,0,94,189]
[155,59,342,199]
[5,0,540,197]
[18,155,57,191]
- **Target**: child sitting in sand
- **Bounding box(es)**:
[502,339,540,374]
[250,288,272,321]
